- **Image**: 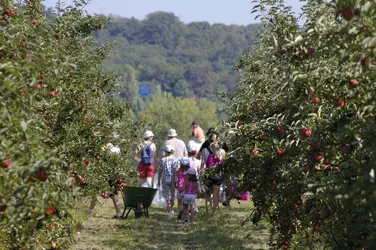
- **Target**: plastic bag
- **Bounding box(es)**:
[141,182,151,188]
[152,173,167,207]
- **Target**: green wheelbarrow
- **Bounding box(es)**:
[121,186,157,219]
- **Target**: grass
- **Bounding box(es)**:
[70,198,269,250]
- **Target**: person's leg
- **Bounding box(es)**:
[205,192,212,214]
[138,163,146,186]
[170,184,175,215]
[189,203,195,222]
[213,184,220,212]
[177,197,183,219]
[88,196,97,214]
[145,165,155,186]
[111,193,121,217]
[183,203,189,222]
[166,199,172,213]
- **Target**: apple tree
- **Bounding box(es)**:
[223,0,376,248]
[0,0,136,249]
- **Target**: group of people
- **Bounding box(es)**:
[134,121,227,223]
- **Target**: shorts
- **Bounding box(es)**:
[162,182,176,200]
[183,194,196,205]
[177,190,184,199]
[138,162,155,178]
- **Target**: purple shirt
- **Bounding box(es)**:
[184,181,197,195]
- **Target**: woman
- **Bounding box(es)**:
[134,131,157,186]
[187,121,205,154]
[201,133,225,214]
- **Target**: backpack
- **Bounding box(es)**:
[206,147,222,168]
[141,143,154,166]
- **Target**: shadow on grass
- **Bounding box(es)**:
[101,201,269,250]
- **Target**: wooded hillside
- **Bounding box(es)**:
[95,12,262,102]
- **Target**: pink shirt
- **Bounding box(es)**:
[176,169,186,191]
[184,181,197,195]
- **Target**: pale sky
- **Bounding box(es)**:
[43,0,303,25]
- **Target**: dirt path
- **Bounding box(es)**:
[70,199,269,250]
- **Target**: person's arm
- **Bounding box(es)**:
[196,181,200,194]
[152,143,158,166]
[183,144,188,157]
[221,150,226,160]
[157,161,162,185]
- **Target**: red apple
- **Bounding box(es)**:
[50,91,59,97]
[55,34,61,40]
[20,41,25,47]
[46,207,56,215]
[19,92,25,96]
[312,97,320,103]
[336,100,345,107]
[360,57,371,66]
[1,159,11,168]
[36,83,42,89]
[350,79,358,86]
[237,64,241,69]
[51,242,57,249]
[95,156,101,161]
[6,9,14,17]
[36,9,41,13]
[86,117,92,123]
[102,192,109,199]
[314,154,323,162]
[341,8,354,20]
[32,20,38,25]
[324,158,331,164]
[341,147,349,154]
[38,170,48,181]
[272,180,277,185]
[302,128,311,137]
[276,149,285,156]
[261,135,268,141]
[84,159,91,166]
[117,178,123,184]
[251,150,260,156]
[276,126,285,135]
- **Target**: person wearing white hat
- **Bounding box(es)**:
[134,130,157,186]
[157,144,181,217]
[163,128,187,160]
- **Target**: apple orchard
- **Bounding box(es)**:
[0,0,136,249]
[223,0,376,249]
[1,0,376,249]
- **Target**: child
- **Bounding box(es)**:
[183,168,200,223]
[157,145,180,217]
[176,158,190,220]
[187,143,201,213]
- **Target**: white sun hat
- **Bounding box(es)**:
[167,128,178,137]
[187,142,198,153]
[163,144,175,153]
[143,130,154,139]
